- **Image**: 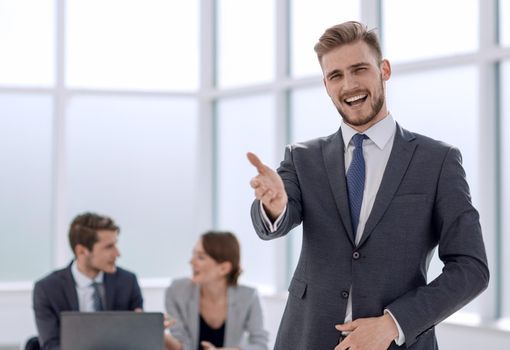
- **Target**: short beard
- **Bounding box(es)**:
[336,78,385,127]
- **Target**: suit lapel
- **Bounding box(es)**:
[62,265,79,310]
[189,284,200,350]
[225,286,236,346]
[322,130,355,246]
[104,273,115,310]
[357,123,417,247]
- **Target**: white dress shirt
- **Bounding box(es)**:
[71,260,105,312]
[262,114,405,345]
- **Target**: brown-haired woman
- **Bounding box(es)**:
[164,231,268,350]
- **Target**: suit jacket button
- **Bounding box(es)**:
[342,291,349,299]
[352,251,360,260]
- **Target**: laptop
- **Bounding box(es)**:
[60,311,164,350]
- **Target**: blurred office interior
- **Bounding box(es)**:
[1,0,510,348]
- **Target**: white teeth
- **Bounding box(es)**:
[345,94,366,103]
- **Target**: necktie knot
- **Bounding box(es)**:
[351,133,367,148]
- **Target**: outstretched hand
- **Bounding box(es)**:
[247,152,288,220]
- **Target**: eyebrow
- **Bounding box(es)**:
[326,62,371,79]
[350,62,370,70]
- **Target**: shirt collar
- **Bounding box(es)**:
[71,260,104,288]
[341,113,396,151]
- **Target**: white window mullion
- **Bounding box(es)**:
[275,0,292,291]
[477,0,500,322]
[53,0,70,268]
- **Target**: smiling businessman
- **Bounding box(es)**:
[247,21,489,350]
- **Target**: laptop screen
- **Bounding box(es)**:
[60,311,164,350]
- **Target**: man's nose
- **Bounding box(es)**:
[343,73,359,91]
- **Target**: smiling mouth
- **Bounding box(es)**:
[344,94,368,106]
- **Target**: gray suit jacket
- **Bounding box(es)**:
[251,124,489,349]
[165,278,269,350]
[33,262,143,350]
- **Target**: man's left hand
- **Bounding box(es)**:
[334,313,398,350]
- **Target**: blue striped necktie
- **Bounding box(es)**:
[91,281,104,311]
[346,133,368,239]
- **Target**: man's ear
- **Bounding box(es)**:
[380,59,391,81]
[75,244,90,258]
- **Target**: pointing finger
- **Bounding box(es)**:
[247,152,266,174]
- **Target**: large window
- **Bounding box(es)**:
[387,66,480,202]
[66,96,198,278]
[67,0,199,90]
[0,0,54,86]
[382,0,478,63]
[0,0,509,331]
[216,94,278,289]
[290,0,360,77]
[217,0,274,88]
[290,86,340,142]
[0,94,53,280]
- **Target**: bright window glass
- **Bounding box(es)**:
[66,0,199,91]
[217,0,274,88]
[288,85,340,273]
[501,0,510,46]
[291,85,341,142]
[0,94,53,281]
[382,0,478,63]
[65,96,199,278]
[387,66,480,313]
[0,0,54,86]
[291,0,360,77]
[216,94,277,289]
[501,61,510,317]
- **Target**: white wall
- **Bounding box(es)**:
[1,283,509,349]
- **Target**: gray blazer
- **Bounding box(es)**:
[164,278,268,350]
[251,124,489,350]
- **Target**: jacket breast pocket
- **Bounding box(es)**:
[392,193,428,203]
[288,278,307,299]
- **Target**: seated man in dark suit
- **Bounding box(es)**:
[32,212,143,350]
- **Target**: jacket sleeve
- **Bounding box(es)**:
[33,281,61,350]
[386,147,490,347]
[164,283,193,350]
[251,145,303,240]
[242,290,269,350]
[128,273,144,310]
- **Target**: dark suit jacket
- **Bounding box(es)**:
[251,124,489,349]
[32,262,143,350]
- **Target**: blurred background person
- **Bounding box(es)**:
[164,231,268,350]
[32,212,143,350]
